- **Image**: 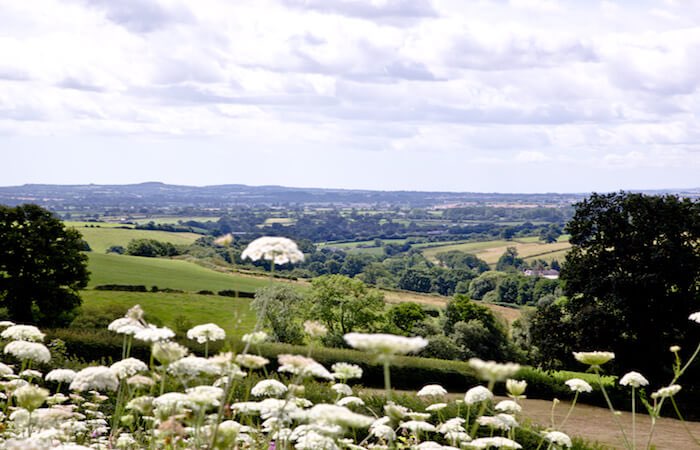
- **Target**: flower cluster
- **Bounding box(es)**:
[241,236,305,265]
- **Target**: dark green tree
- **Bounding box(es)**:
[0,204,89,326]
[495,247,524,271]
[559,192,700,379]
[251,285,305,344]
[388,302,426,334]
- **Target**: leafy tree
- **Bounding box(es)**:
[497,276,520,304]
[126,239,179,257]
[388,302,426,334]
[558,192,700,379]
[495,247,524,271]
[539,223,562,243]
[467,271,507,300]
[0,204,89,326]
[251,285,305,344]
[397,268,432,293]
[307,275,385,344]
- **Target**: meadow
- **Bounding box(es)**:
[69,222,202,253]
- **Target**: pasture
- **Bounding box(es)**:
[80,290,256,337]
[86,253,271,293]
[69,222,202,253]
[420,237,571,266]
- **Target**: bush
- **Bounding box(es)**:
[94,284,148,292]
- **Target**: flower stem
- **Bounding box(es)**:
[383,360,392,402]
[594,367,632,449]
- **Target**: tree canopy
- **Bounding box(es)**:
[548,192,700,379]
[0,204,90,326]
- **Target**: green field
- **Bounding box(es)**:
[131,216,219,225]
[66,221,135,228]
[71,224,203,253]
[87,253,271,292]
[80,290,256,337]
[420,238,571,266]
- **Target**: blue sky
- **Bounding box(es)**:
[1,0,699,192]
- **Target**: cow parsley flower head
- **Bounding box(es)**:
[168,356,221,377]
[468,358,521,382]
[110,358,148,379]
[651,384,682,399]
[337,396,365,407]
[465,385,493,405]
[0,362,14,376]
[1,325,45,342]
[619,371,649,388]
[544,431,572,448]
[134,325,175,343]
[70,366,119,392]
[278,354,333,380]
[186,385,224,409]
[331,362,363,381]
[401,420,436,433]
[213,233,233,247]
[331,383,353,396]
[241,331,268,345]
[573,351,615,366]
[152,341,189,365]
[688,312,700,323]
[4,341,51,363]
[127,374,155,389]
[0,320,15,329]
[235,354,269,370]
[13,384,49,411]
[495,400,522,414]
[303,320,328,338]
[344,333,428,361]
[107,317,145,336]
[565,378,593,393]
[241,236,304,265]
[251,379,288,397]
[305,404,375,428]
[506,379,527,398]
[470,436,522,449]
[45,369,77,384]
[187,323,226,343]
[417,384,447,397]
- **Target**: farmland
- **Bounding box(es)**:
[69,222,202,253]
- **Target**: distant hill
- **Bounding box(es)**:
[2,182,696,210]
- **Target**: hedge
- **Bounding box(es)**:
[43,329,700,419]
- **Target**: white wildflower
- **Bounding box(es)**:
[337,396,365,407]
[417,384,447,397]
[573,351,615,366]
[651,384,682,399]
[0,320,15,328]
[401,420,436,433]
[426,402,448,411]
[241,236,305,265]
[14,384,49,411]
[1,324,45,342]
[470,436,522,449]
[565,378,593,393]
[186,385,224,409]
[213,233,233,247]
[134,325,175,343]
[331,383,353,396]
[278,354,333,380]
[187,323,226,343]
[495,400,522,414]
[0,362,14,376]
[544,431,572,448]
[152,341,189,365]
[19,369,42,379]
[465,385,493,405]
[45,369,76,384]
[169,356,221,377]
[688,312,700,323]
[107,317,144,336]
[331,362,363,381]
[126,374,155,389]
[69,366,119,392]
[344,332,428,360]
[305,403,374,428]
[110,358,148,379]
[235,354,269,369]
[4,341,51,363]
[620,371,649,388]
[252,379,288,397]
[468,358,521,382]
[437,417,466,434]
[506,379,527,398]
[304,320,328,338]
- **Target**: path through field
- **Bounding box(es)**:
[510,396,700,449]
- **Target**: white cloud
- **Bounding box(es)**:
[0,0,698,191]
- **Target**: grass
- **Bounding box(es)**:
[71,224,203,253]
[86,253,272,293]
[65,221,135,228]
[420,237,571,266]
[130,216,220,224]
[80,290,256,337]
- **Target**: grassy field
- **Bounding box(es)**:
[71,224,203,253]
[80,290,256,337]
[130,216,219,225]
[420,238,571,266]
[86,253,271,292]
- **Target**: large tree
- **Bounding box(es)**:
[0,204,89,326]
[558,192,700,379]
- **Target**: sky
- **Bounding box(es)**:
[1,0,699,193]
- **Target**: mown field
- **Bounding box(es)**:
[80,290,256,337]
[69,222,202,253]
[420,236,571,266]
[86,253,270,292]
